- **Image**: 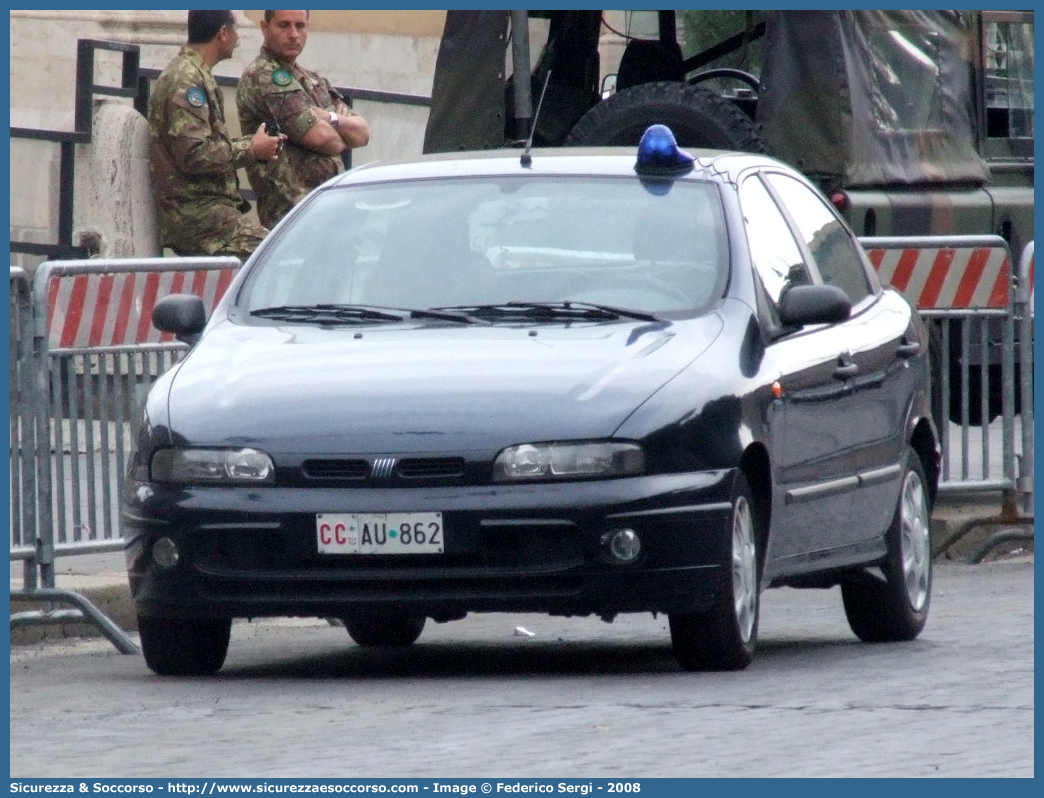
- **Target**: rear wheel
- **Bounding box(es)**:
[344,616,426,648]
[138,616,231,676]
[669,472,760,671]
[841,447,932,642]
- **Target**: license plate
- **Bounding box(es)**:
[316,512,444,554]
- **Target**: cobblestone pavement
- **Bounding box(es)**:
[9,560,1033,778]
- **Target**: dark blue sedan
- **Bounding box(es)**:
[125,126,940,675]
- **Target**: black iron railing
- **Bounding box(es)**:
[11,40,145,261]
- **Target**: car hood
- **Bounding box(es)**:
[163,316,724,454]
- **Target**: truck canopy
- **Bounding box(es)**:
[423,10,991,188]
[758,11,988,187]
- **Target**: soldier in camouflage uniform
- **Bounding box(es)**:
[237,10,370,229]
[149,10,285,260]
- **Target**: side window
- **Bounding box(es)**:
[739,176,810,325]
[765,173,873,305]
[982,14,1034,141]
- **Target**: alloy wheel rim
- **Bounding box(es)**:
[732,495,757,642]
[899,470,930,611]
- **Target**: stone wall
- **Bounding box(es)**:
[9,10,443,267]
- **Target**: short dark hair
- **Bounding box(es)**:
[188,10,236,44]
[264,10,310,23]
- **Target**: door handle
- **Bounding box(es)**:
[896,339,921,358]
[833,360,859,380]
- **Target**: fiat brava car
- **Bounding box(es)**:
[125,126,939,675]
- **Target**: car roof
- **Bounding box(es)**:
[329,146,793,187]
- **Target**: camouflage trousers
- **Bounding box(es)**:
[162,201,269,261]
[205,220,268,261]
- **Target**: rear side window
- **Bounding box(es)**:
[765,173,874,305]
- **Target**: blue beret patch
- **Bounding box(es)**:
[272,69,293,86]
[185,87,207,108]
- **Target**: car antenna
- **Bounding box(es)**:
[521,70,551,168]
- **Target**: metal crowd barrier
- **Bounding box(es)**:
[863,236,1034,559]
[8,241,1036,646]
[1016,241,1033,515]
[9,256,240,653]
[11,268,43,580]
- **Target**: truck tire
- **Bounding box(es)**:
[927,322,946,435]
[946,319,1005,427]
[565,81,769,153]
[344,616,426,648]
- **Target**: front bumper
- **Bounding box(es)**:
[122,470,735,620]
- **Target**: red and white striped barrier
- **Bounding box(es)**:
[43,263,238,349]
[862,237,1012,311]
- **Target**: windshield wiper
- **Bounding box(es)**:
[250,304,406,324]
[408,308,484,324]
[436,301,659,322]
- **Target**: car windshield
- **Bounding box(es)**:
[239,175,729,318]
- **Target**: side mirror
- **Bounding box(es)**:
[778,284,851,328]
[153,293,207,345]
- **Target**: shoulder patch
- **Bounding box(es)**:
[185,86,207,108]
[272,69,293,87]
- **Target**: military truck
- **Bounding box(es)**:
[422,10,1034,425]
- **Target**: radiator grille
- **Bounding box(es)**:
[397,457,466,479]
[301,459,370,480]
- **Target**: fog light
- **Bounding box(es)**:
[152,537,179,569]
[602,528,641,564]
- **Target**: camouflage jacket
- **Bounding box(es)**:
[148,46,256,254]
[236,47,347,228]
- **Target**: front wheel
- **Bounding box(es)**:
[841,447,932,642]
[138,616,232,676]
[669,472,760,671]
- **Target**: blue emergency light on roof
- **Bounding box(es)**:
[635,124,695,176]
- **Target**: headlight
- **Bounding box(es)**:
[493,441,645,481]
[150,448,275,484]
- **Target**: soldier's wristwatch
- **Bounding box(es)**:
[328,111,340,128]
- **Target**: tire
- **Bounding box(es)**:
[945,318,1006,426]
[841,447,932,642]
[565,81,769,153]
[669,471,760,671]
[947,364,1005,427]
[690,68,760,94]
[345,616,426,648]
[927,321,946,435]
[138,616,232,676]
